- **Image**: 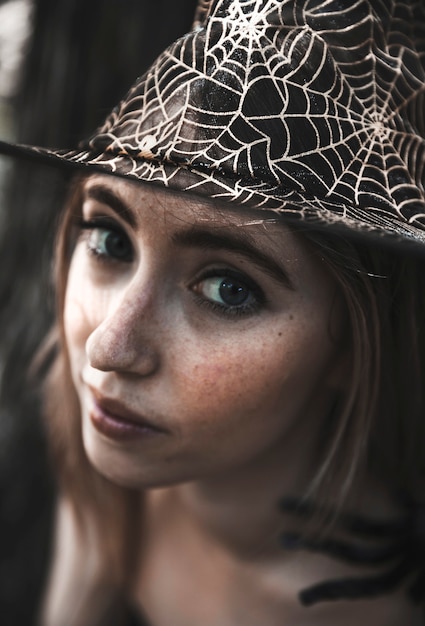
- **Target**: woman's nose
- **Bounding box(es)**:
[85,282,160,376]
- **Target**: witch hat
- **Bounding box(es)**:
[1,0,425,247]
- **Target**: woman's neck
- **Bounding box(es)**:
[133,444,421,626]
[133,395,418,626]
[135,480,421,626]
[158,392,340,557]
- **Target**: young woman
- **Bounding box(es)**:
[1,1,424,624]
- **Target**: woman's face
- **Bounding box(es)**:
[64,175,347,488]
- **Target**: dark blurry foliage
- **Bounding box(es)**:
[0,1,198,623]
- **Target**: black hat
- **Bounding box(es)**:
[2,0,425,247]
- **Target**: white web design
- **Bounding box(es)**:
[30,0,425,243]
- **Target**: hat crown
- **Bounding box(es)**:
[4,1,425,245]
[85,0,425,227]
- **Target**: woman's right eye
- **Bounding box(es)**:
[80,221,133,263]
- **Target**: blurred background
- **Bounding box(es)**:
[0,1,198,622]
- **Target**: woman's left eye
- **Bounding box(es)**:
[192,271,264,316]
[80,220,133,262]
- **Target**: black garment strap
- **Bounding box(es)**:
[279,496,425,606]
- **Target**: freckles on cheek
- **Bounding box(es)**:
[189,361,236,400]
[178,340,274,412]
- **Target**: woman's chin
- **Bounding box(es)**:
[80,410,171,488]
[81,423,148,488]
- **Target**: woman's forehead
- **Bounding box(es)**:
[82,173,290,235]
[80,173,320,276]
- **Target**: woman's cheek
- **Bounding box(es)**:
[171,334,282,419]
[65,259,113,345]
[64,267,107,374]
[169,313,336,435]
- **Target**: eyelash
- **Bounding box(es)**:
[77,219,266,318]
[190,268,266,318]
[78,218,133,263]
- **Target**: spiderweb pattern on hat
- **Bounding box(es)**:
[2,0,425,246]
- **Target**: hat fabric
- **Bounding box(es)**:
[2,0,425,246]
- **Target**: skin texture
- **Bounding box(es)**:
[64,174,346,491]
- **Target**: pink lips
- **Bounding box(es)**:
[88,390,167,441]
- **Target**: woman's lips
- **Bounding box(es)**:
[88,392,168,442]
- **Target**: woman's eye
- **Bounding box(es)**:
[81,222,133,262]
[192,271,264,316]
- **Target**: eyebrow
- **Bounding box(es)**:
[172,227,294,289]
[84,184,137,228]
[83,184,294,289]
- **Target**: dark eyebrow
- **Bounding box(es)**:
[172,227,294,289]
[84,184,136,228]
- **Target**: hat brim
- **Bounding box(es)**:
[2,138,425,254]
